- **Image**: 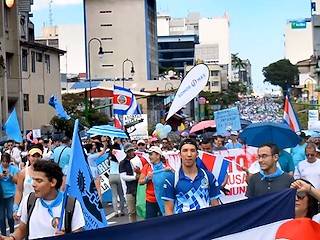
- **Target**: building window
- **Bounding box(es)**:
[22,49,28,72]
[38,95,44,104]
[100,24,112,27]
[45,54,50,73]
[102,64,114,67]
[210,70,219,77]
[100,10,112,13]
[31,51,35,73]
[101,37,113,41]
[36,52,43,62]
[212,81,219,87]
[23,94,29,111]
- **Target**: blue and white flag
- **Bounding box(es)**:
[65,119,107,230]
[48,95,71,120]
[3,108,22,143]
[50,189,295,240]
[113,85,142,115]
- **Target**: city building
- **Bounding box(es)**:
[231,59,252,93]
[0,0,65,131]
[84,0,158,84]
[158,34,199,76]
[36,25,86,74]
[284,18,313,64]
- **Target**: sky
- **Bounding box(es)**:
[31,0,312,94]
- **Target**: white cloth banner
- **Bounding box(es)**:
[166,64,209,121]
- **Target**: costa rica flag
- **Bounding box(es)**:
[113,85,141,115]
[283,95,301,132]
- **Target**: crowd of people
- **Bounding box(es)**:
[233,96,283,123]
[0,127,319,239]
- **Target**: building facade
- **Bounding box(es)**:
[0,0,64,131]
[158,35,198,75]
[284,18,313,65]
[84,0,158,84]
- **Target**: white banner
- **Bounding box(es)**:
[123,114,148,140]
[164,147,258,203]
[166,64,209,121]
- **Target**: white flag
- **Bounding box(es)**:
[166,64,209,121]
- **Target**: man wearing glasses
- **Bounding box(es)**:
[294,143,320,189]
[246,143,294,198]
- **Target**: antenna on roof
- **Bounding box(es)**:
[49,0,53,26]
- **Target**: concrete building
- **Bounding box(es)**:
[36,25,86,74]
[84,0,158,85]
[284,18,313,64]
[0,0,65,131]
[158,35,198,75]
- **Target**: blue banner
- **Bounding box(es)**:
[65,119,107,230]
[214,107,241,135]
[46,189,295,240]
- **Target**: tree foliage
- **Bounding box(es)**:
[49,93,111,136]
[262,59,299,91]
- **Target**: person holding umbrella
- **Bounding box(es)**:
[246,143,294,198]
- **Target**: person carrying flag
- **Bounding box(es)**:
[0,161,85,240]
[162,138,220,215]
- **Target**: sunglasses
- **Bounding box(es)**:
[306,153,315,157]
[296,191,307,200]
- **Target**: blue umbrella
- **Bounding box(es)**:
[239,122,301,149]
[87,125,128,138]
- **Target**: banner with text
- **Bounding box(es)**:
[123,114,148,140]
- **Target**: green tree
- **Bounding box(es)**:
[262,59,299,96]
[231,53,247,78]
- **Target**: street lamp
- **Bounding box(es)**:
[87,38,104,110]
[122,58,135,88]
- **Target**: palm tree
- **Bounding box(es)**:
[231,53,246,81]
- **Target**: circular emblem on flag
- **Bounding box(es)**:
[201,178,209,188]
[117,95,127,105]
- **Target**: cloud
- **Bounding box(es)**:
[32,0,82,11]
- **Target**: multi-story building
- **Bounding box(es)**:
[36,25,86,74]
[284,18,313,64]
[0,0,64,131]
[84,0,158,84]
[158,35,198,76]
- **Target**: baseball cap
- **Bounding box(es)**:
[148,146,163,156]
[28,148,43,156]
[123,143,136,153]
[137,140,145,145]
[231,131,238,136]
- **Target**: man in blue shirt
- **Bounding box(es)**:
[225,131,242,149]
[51,137,71,190]
[162,138,220,215]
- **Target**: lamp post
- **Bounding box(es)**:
[87,38,104,110]
[122,58,135,88]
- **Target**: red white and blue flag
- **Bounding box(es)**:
[50,189,297,240]
[113,114,123,129]
[113,85,142,115]
[198,151,230,186]
[283,95,301,132]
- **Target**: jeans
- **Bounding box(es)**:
[146,201,162,219]
[0,197,14,236]
[109,174,126,214]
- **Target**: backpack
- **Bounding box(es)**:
[26,192,76,237]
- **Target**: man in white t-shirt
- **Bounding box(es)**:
[0,161,85,240]
[294,143,320,189]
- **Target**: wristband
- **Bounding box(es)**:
[13,203,19,212]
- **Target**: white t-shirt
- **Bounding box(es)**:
[20,193,85,239]
[294,159,320,189]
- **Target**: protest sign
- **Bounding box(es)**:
[214,107,241,135]
[165,147,258,203]
[123,114,148,140]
